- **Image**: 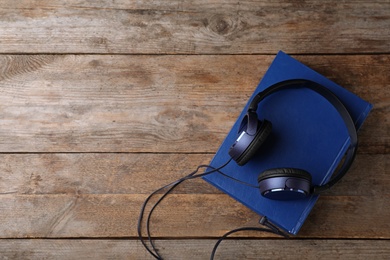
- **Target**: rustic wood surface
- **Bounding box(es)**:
[0,1,389,54]
[0,0,389,259]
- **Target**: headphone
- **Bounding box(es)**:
[228,79,358,200]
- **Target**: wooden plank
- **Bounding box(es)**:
[0,193,389,239]
[0,153,215,195]
[0,1,389,54]
[0,1,386,259]
[1,153,387,239]
[0,153,387,196]
[0,55,388,153]
[0,239,389,260]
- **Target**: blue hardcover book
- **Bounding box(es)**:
[203,51,373,235]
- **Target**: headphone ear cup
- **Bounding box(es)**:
[257,168,312,200]
[236,120,272,166]
[258,168,312,181]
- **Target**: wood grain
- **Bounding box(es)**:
[0,153,387,239]
[0,55,388,153]
[0,1,389,54]
[0,1,388,258]
[0,193,389,239]
[0,154,387,196]
[0,239,389,260]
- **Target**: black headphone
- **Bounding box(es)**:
[228,79,358,200]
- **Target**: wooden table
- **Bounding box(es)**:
[0,1,389,259]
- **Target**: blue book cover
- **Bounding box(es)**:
[202,51,373,235]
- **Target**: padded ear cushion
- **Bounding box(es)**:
[258,168,312,183]
[236,120,272,166]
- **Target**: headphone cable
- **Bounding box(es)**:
[137,158,285,259]
[210,224,288,260]
[138,159,232,259]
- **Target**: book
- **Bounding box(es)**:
[202,51,373,235]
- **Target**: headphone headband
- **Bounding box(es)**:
[248,79,358,194]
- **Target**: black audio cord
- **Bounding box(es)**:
[138,159,232,259]
[137,159,287,259]
[210,226,288,260]
[144,162,232,258]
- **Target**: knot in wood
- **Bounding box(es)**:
[208,14,236,36]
